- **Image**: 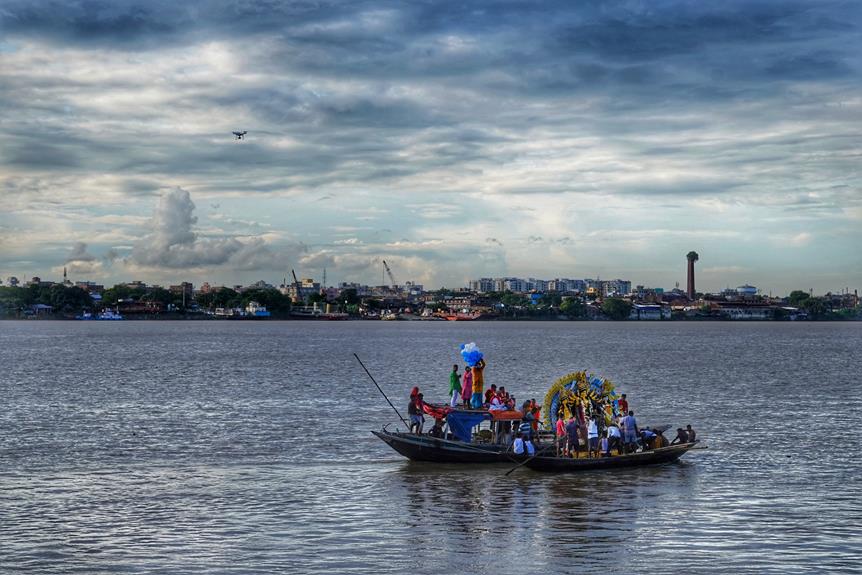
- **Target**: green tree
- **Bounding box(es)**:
[801,297,828,319]
[144,287,173,306]
[788,290,811,307]
[102,284,146,305]
[560,298,585,318]
[601,298,632,320]
[500,293,526,307]
[240,288,291,314]
[307,292,327,306]
[340,289,359,306]
[209,287,240,308]
[539,293,562,307]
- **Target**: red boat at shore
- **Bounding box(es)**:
[439,312,482,321]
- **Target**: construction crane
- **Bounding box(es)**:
[382,260,397,287]
[291,269,303,304]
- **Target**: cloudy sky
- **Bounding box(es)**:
[1,1,860,294]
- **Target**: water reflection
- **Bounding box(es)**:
[385,459,700,572]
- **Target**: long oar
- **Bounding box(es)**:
[354,353,409,428]
[504,444,551,476]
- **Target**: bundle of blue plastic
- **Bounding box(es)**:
[459,342,483,366]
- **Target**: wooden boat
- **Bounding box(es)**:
[522,442,700,473]
[372,429,523,463]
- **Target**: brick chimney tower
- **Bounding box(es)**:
[686,251,699,300]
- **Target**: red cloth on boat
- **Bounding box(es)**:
[422,402,452,420]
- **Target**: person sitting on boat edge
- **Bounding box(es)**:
[461,366,472,407]
[671,427,688,445]
[448,364,461,408]
[470,358,486,409]
[513,431,534,456]
[429,419,445,438]
[686,424,697,443]
[484,384,497,405]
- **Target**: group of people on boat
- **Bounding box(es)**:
[551,405,696,458]
[405,360,697,460]
[448,361,494,409]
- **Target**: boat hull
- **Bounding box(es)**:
[372,430,515,463]
[524,443,698,472]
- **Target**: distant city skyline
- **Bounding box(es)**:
[1,2,860,294]
[2,265,857,299]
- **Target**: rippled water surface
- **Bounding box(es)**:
[1,321,860,574]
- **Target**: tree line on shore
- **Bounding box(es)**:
[0,284,857,320]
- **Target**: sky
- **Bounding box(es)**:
[1,0,860,295]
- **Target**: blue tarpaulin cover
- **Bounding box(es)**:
[446,411,490,443]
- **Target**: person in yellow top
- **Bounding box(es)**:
[469,358,486,408]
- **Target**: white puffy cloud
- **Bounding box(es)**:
[130,188,285,271]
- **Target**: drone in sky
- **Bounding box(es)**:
[232,131,247,140]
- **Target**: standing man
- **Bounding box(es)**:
[407,396,422,434]
[448,364,461,407]
[622,410,639,453]
[587,415,599,458]
[470,358,486,409]
[565,415,581,458]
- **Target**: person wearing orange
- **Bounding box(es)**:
[470,358,486,409]
[530,398,541,440]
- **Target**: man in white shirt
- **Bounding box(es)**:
[587,416,599,458]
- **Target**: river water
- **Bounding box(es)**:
[0,321,860,574]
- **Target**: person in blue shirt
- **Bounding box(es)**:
[640,428,657,451]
